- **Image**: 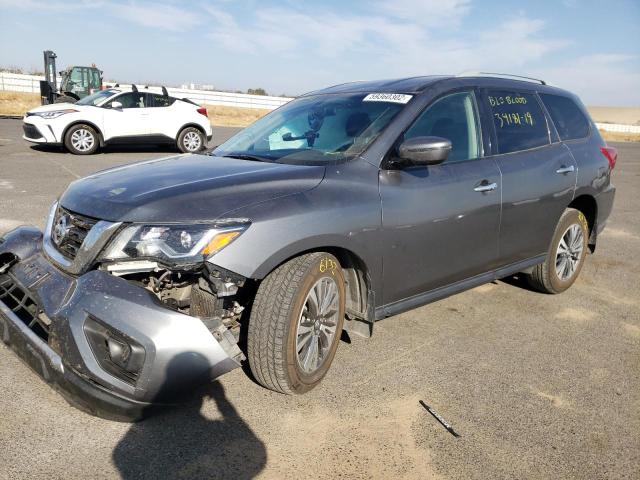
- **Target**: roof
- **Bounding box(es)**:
[304,74,578,100]
[304,76,452,96]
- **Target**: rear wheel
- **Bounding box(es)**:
[177,127,205,153]
[64,124,99,155]
[247,252,345,394]
[527,208,589,294]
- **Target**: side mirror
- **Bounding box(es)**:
[397,136,451,166]
[110,101,123,110]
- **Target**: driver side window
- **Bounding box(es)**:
[404,91,481,163]
[107,92,148,109]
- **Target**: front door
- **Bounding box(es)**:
[101,92,151,141]
[379,90,502,307]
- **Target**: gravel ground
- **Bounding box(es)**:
[0,119,638,480]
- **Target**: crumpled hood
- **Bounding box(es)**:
[59,154,326,222]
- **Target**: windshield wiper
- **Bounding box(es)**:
[221,154,272,163]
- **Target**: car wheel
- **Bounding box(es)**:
[177,127,205,153]
[527,208,589,294]
[247,252,345,394]
[64,124,99,155]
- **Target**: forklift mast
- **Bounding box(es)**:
[40,50,58,105]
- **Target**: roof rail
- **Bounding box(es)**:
[456,71,546,85]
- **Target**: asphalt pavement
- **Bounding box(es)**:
[0,119,638,479]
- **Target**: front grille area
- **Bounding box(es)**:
[51,206,98,260]
[0,273,49,341]
[23,123,43,140]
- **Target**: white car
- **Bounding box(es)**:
[22,86,213,155]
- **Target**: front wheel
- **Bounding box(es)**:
[247,252,345,394]
[177,127,205,153]
[64,124,99,155]
[527,208,589,294]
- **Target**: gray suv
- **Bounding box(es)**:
[0,74,616,420]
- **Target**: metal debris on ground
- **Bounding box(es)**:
[419,400,460,437]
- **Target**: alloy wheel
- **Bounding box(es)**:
[295,277,340,374]
[555,223,584,281]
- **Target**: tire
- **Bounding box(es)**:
[54,95,77,104]
[64,124,99,155]
[527,208,589,294]
[247,252,346,394]
[177,127,205,153]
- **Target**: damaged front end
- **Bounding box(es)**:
[0,202,248,421]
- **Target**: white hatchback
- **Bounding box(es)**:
[22,87,213,155]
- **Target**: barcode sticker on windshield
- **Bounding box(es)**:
[363,93,413,104]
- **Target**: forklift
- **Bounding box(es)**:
[40,50,104,104]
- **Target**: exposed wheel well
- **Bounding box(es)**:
[176,123,206,141]
[62,121,103,146]
[568,195,598,252]
[256,247,374,337]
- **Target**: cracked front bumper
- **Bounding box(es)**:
[0,227,241,421]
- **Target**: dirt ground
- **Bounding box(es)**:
[588,106,640,125]
[0,90,270,128]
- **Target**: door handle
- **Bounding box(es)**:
[474,182,497,193]
[556,165,575,174]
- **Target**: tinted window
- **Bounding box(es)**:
[214,93,406,165]
[539,93,590,141]
[106,92,148,109]
[403,91,481,163]
[486,90,549,154]
[151,94,176,107]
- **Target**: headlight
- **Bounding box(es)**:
[32,109,78,119]
[100,222,249,265]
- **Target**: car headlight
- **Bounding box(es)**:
[100,221,249,265]
[32,109,78,119]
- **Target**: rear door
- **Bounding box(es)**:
[481,89,577,265]
[379,90,502,306]
[146,94,179,138]
[101,92,152,140]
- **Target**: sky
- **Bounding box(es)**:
[0,0,638,106]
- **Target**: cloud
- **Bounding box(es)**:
[0,0,102,10]
[535,54,640,105]
[0,0,201,31]
[377,0,471,23]
[111,2,202,32]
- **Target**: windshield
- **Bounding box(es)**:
[213,93,410,165]
[76,89,120,106]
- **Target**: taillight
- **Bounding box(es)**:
[600,146,617,170]
[197,107,208,118]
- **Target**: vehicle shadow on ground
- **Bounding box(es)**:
[29,144,212,155]
[112,356,266,480]
[499,273,537,291]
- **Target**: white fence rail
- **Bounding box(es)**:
[0,71,292,110]
[594,122,640,134]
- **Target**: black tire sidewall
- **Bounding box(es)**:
[64,124,98,155]
[284,254,345,393]
[178,127,204,153]
[546,209,589,292]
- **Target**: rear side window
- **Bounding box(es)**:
[486,90,549,154]
[539,93,590,141]
[151,94,176,107]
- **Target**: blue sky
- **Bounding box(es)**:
[0,0,638,105]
